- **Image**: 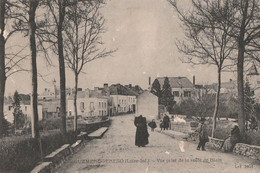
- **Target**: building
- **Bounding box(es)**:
[40,99,60,119]
[137,91,158,121]
[155,77,195,104]
[67,89,108,118]
[205,79,237,102]
[4,94,43,123]
[38,79,59,100]
[107,84,138,114]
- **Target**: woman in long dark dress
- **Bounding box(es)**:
[134,115,149,147]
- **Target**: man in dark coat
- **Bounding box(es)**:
[134,115,149,147]
[196,117,208,151]
[163,114,170,130]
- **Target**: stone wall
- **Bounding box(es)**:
[188,132,199,142]
[233,143,260,161]
[171,122,194,133]
[207,137,224,150]
[187,132,260,161]
[187,132,224,150]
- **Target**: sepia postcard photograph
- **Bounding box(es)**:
[0,0,260,172]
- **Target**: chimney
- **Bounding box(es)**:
[193,75,196,85]
[94,87,99,92]
[104,83,108,88]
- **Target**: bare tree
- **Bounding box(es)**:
[169,0,235,136]
[0,0,29,137]
[170,0,260,134]
[63,0,114,131]
[0,0,7,137]
[37,0,75,135]
[215,0,260,134]
[28,0,40,139]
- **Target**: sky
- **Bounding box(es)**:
[4,0,237,96]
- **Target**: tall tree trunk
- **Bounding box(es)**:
[58,0,66,135]
[212,69,221,137]
[236,0,248,135]
[0,0,6,138]
[29,0,39,139]
[237,43,245,134]
[73,74,78,131]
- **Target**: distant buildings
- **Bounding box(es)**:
[153,76,204,104]
[67,88,108,117]
[65,83,142,117]
[4,94,43,123]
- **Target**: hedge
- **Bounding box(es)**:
[0,130,77,173]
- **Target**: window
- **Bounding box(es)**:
[102,102,104,108]
[99,102,101,108]
[99,110,101,116]
[8,106,12,111]
[104,111,106,115]
[173,91,179,97]
[80,102,84,109]
[90,102,94,110]
[184,91,191,97]
[104,102,106,108]
[257,81,260,84]
[25,106,27,111]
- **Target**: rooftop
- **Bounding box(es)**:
[156,77,194,89]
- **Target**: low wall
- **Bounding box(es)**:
[233,143,260,161]
[171,122,191,133]
[187,132,224,150]
[78,119,111,133]
[208,137,224,150]
[188,132,260,161]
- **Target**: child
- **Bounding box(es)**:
[148,119,157,132]
[160,120,164,131]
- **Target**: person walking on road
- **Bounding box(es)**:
[148,119,157,132]
[196,117,209,151]
[134,115,149,147]
[163,114,170,130]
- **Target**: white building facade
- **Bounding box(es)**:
[137,91,158,121]
[4,104,43,123]
[110,95,136,113]
[67,92,108,117]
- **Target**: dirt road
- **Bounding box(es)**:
[55,114,260,173]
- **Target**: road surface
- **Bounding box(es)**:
[55,114,260,173]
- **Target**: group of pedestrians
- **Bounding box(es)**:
[134,114,241,152]
[133,113,172,148]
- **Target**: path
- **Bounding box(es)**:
[55,114,260,173]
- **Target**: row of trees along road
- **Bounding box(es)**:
[169,0,260,137]
[0,0,113,138]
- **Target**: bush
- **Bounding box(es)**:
[244,131,260,146]
[0,130,77,173]
[39,117,62,130]
[206,121,260,146]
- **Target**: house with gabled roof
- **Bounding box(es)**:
[154,77,195,104]
[107,84,138,115]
